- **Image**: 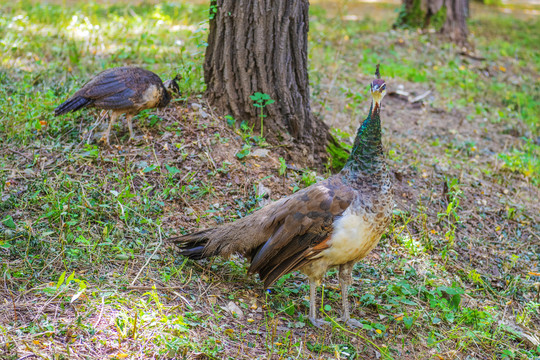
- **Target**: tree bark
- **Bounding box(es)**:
[395,0,469,45]
[394,0,423,29]
[204,0,332,165]
[441,0,469,45]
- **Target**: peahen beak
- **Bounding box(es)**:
[370,83,386,106]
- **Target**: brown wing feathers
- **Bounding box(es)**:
[54,67,170,116]
[173,178,353,288]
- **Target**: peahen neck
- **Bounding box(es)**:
[343,100,385,178]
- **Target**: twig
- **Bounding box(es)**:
[32,290,65,322]
[411,90,432,103]
[127,285,185,291]
[171,290,192,308]
[204,149,217,170]
[8,149,33,162]
[93,295,105,328]
[130,225,163,286]
[152,144,164,175]
[459,51,486,61]
[16,354,38,360]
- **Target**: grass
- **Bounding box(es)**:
[1,1,539,359]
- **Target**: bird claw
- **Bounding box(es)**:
[337,317,363,328]
[309,317,330,329]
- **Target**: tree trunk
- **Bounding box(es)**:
[394,0,423,29]
[441,0,469,45]
[204,0,332,166]
[424,0,444,28]
[395,0,469,45]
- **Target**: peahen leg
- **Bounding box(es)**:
[126,114,135,141]
[339,261,362,328]
[308,278,329,328]
[99,112,118,146]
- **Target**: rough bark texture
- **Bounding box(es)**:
[395,0,469,45]
[441,0,469,45]
[204,0,332,165]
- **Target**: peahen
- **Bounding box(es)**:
[54,66,179,145]
[171,65,393,327]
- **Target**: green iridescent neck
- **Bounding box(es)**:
[343,101,384,175]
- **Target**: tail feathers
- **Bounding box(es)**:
[54,96,92,116]
[179,246,206,260]
[171,228,217,260]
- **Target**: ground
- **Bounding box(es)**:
[0,1,539,359]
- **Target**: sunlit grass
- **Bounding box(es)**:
[0,2,538,359]
[0,1,207,142]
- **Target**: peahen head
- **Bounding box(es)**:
[370,64,386,107]
[370,79,386,107]
[164,74,181,95]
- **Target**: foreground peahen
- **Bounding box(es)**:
[54,66,179,145]
[171,65,393,327]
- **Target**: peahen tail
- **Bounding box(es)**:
[54,96,93,116]
[170,228,218,260]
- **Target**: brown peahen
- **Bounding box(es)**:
[171,65,392,327]
[54,66,179,145]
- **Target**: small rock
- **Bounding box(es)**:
[249,148,270,158]
[199,109,209,119]
[224,301,244,320]
[191,103,201,110]
[257,184,272,207]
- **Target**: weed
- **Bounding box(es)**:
[250,92,275,138]
[0,1,538,359]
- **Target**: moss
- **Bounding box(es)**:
[326,136,350,172]
[394,0,424,29]
[431,5,447,30]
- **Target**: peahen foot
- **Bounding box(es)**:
[309,317,330,329]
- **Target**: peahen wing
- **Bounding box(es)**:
[248,176,354,288]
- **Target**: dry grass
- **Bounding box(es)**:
[1,1,539,359]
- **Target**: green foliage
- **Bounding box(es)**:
[250,92,275,138]
[394,0,424,29]
[278,157,287,177]
[1,2,539,359]
[0,1,207,142]
[498,140,540,186]
[301,169,317,187]
[327,128,352,171]
[236,143,252,159]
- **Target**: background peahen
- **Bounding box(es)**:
[54,66,179,145]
